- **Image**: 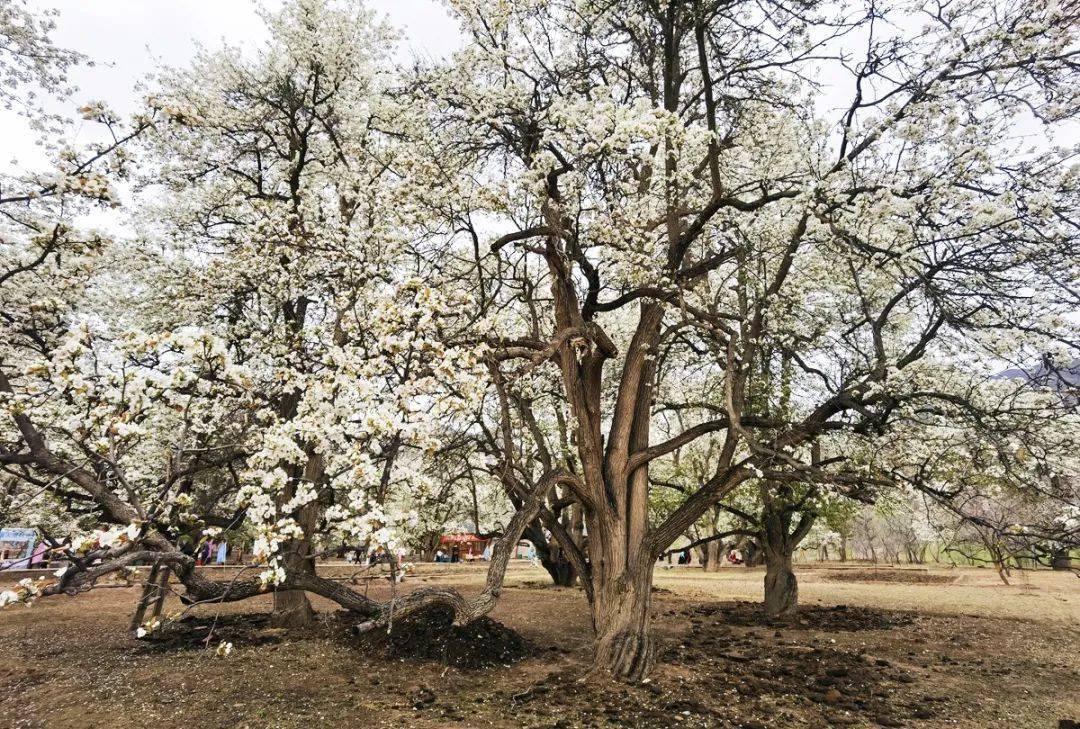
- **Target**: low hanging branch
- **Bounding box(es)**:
[350,467,582,633]
[659,529,758,559]
[38,467,582,633]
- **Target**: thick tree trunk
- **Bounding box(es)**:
[270,454,322,629]
[761,502,815,617]
[742,538,763,567]
[590,560,655,682]
[543,277,665,680]
[1051,550,1073,570]
[271,519,316,628]
[763,549,798,617]
[271,587,315,628]
[419,531,441,562]
[545,558,578,587]
[703,539,723,572]
[526,521,579,587]
[271,526,315,627]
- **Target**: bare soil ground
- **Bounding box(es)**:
[1,563,1077,728]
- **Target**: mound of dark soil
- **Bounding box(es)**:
[352,604,533,669]
[505,669,729,728]
[134,612,287,652]
[823,568,956,585]
[679,600,914,631]
[647,604,938,727]
[480,601,936,728]
[514,580,581,590]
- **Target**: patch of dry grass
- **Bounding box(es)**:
[0,562,1076,728]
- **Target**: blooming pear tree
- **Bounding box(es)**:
[0,0,520,633]
[0,0,1078,690]
[845,370,1080,577]
[130,0,500,626]
[0,0,157,593]
[420,0,1080,679]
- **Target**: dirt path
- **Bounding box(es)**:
[1,564,1077,728]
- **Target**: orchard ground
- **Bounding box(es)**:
[1,562,1077,728]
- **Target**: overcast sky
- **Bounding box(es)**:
[45,0,461,107]
[1,1,460,167]
[4,2,1061,180]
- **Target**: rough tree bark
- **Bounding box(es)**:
[703,539,724,572]
[419,532,440,562]
[590,554,656,682]
[576,303,665,681]
[738,536,763,568]
[760,500,815,617]
[270,569,315,627]
[529,519,578,587]
[762,543,798,617]
[270,453,323,628]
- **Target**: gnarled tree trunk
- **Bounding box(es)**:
[741,537,763,567]
[703,539,723,572]
[539,246,751,680]
[760,501,814,618]
[418,531,441,562]
[270,453,322,628]
[528,521,578,587]
[590,556,655,682]
[271,576,314,628]
[545,557,578,587]
[763,547,798,617]
[271,533,316,627]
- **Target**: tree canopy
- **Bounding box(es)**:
[1,0,1077,682]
